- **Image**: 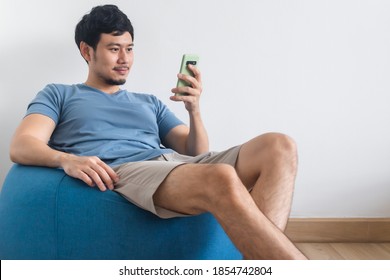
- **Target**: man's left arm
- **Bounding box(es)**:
[165,64,209,156]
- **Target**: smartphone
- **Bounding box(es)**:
[176,54,199,90]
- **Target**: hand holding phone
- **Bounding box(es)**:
[171,54,203,112]
[176,54,199,95]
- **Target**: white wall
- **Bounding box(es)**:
[1,0,389,217]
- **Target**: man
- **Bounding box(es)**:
[10,5,306,260]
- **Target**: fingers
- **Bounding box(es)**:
[171,85,199,97]
[188,63,202,83]
[173,64,202,93]
[178,68,202,89]
[63,155,119,192]
[177,64,202,88]
[171,64,203,112]
[83,162,117,192]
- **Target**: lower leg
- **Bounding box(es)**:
[236,133,298,231]
[153,163,306,260]
[214,189,306,260]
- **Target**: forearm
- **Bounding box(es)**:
[10,134,118,191]
[10,134,66,168]
[10,114,117,191]
[170,63,209,156]
[186,111,209,156]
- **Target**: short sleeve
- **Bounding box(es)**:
[25,84,63,124]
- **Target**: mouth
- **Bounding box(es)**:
[113,66,130,75]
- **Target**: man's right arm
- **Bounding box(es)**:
[10,113,118,191]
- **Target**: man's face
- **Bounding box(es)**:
[89,32,134,86]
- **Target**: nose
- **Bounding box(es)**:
[118,49,128,64]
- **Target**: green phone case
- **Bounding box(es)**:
[176,54,199,88]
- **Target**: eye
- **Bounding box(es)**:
[110,48,119,52]
[127,47,133,52]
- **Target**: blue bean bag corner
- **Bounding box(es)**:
[0,164,241,260]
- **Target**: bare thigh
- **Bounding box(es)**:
[153,163,242,216]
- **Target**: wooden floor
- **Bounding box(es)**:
[296,243,390,260]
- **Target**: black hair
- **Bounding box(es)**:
[75,5,134,51]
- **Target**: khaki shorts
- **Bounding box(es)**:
[113,145,241,218]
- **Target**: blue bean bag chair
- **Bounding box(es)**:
[0,164,241,260]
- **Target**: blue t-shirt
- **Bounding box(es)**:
[26,84,184,166]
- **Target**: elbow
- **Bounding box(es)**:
[9,145,20,164]
[186,144,210,157]
[9,138,25,164]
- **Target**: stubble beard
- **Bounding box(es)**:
[96,71,127,86]
[105,78,127,86]
[93,53,128,86]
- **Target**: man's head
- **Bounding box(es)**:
[75,5,134,51]
[75,5,134,88]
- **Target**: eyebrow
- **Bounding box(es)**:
[106,43,134,47]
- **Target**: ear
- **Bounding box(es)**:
[79,41,93,63]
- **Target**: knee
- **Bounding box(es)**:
[200,164,246,210]
[259,133,298,164]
